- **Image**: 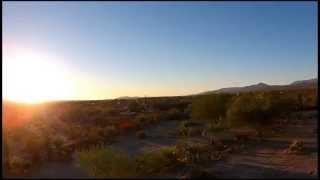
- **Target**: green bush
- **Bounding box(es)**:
[178,121,204,136]
[178,121,189,136]
[227,93,296,128]
[173,142,213,165]
[166,108,185,120]
[135,147,178,175]
[227,94,267,127]
[75,146,137,178]
[152,100,173,111]
[134,114,151,128]
[191,94,233,123]
[128,101,144,113]
[207,121,226,133]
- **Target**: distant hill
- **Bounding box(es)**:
[115,96,140,100]
[197,78,317,95]
[289,78,318,87]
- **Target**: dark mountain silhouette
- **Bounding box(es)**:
[115,96,140,100]
[197,78,317,95]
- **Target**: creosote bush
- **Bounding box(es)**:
[135,147,178,175]
[227,93,296,128]
[128,101,144,113]
[75,146,137,178]
[191,94,233,123]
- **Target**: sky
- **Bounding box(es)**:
[2,1,318,101]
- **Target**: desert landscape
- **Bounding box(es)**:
[3,2,317,179]
[3,79,318,178]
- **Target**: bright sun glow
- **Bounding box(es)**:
[3,48,72,103]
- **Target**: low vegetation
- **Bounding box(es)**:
[227,93,296,128]
[75,142,224,178]
[136,147,178,175]
[4,89,316,177]
[191,93,233,124]
[75,146,137,178]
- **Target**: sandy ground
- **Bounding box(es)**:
[208,110,318,178]
[28,110,317,178]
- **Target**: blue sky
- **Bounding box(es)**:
[3,2,318,99]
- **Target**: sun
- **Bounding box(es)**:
[3,48,72,103]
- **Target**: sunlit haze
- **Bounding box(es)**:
[3,2,317,102]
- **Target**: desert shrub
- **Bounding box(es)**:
[24,132,45,163]
[47,136,69,160]
[165,108,185,120]
[134,112,177,127]
[52,136,64,149]
[103,125,119,137]
[191,94,233,123]
[268,94,296,117]
[152,100,172,111]
[135,147,178,175]
[128,101,144,113]
[104,108,119,116]
[173,142,215,165]
[84,126,105,144]
[134,114,152,128]
[61,105,88,122]
[11,126,30,142]
[207,121,226,133]
[227,93,296,128]
[75,146,137,178]
[184,104,192,117]
[175,101,190,112]
[182,121,202,128]
[68,124,84,139]
[136,130,146,139]
[179,121,189,136]
[9,156,32,170]
[178,121,204,137]
[3,131,12,170]
[152,112,167,122]
[227,94,269,127]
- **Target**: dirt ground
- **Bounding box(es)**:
[28,110,317,178]
[207,110,318,178]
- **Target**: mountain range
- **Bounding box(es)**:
[115,78,317,99]
[198,78,317,95]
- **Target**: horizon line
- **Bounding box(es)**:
[3,77,317,104]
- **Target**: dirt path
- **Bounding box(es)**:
[111,120,182,155]
[208,110,318,178]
